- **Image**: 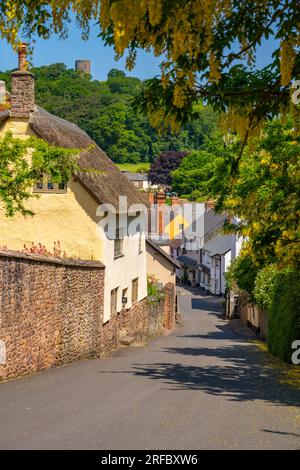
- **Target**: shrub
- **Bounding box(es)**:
[264,269,300,362]
[225,253,258,297]
[254,264,278,310]
[147,274,165,303]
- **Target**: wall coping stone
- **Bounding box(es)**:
[0,249,105,269]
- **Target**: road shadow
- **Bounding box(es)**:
[129,359,300,407]
[191,298,223,314]
[126,333,300,407]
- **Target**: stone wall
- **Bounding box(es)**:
[0,250,105,381]
[101,283,176,355]
[163,283,176,330]
[10,71,35,118]
[0,251,177,381]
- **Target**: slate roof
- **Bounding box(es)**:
[123,171,148,182]
[176,254,198,267]
[203,209,227,242]
[202,235,233,257]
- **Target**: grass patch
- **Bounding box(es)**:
[116,162,151,173]
[252,339,300,390]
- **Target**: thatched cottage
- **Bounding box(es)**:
[0,45,148,323]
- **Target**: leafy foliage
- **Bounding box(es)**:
[264,269,300,363]
[148,150,188,186]
[175,116,300,268]
[0,132,78,216]
[98,0,299,137]
[1,1,299,142]
[225,254,258,298]
[0,64,217,164]
[147,274,165,303]
[253,265,300,363]
[253,264,278,311]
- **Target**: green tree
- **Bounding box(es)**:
[2,1,298,139]
[0,64,217,163]
[195,115,300,268]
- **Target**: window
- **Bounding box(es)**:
[114,228,124,258]
[139,232,143,253]
[33,173,67,193]
[110,287,118,315]
[122,288,128,308]
[132,278,138,304]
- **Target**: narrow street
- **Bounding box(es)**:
[0,287,299,450]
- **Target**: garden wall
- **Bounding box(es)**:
[0,251,177,381]
[0,250,105,381]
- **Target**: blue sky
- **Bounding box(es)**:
[0,23,276,81]
[0,25,162,81]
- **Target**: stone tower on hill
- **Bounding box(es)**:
[75,60,91,75]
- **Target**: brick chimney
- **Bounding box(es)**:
[155,191,166,206]
[10,43,35,118]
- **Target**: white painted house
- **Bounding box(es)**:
[200,235,241,295]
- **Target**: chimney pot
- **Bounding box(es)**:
[18,43,28,71]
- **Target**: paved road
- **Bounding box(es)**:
[0,287,299,449]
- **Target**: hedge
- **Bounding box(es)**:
[265,269,300,362]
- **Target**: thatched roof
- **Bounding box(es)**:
[0,106,149,209]
[0,109,9,126]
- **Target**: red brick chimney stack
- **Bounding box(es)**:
[156,191,166,206]
[10,43,35,118]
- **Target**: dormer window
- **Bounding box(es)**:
[33,174,67,194]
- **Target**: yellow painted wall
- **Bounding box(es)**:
[0,118,103,260]
[146,244,176,286]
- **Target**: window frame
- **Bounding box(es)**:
[110,287,118,316]
[33,173,67,194]
[114,227,124,259]
[131,278,139,304]
[138,231,143,253]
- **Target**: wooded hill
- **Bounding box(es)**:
[0,64,217,164]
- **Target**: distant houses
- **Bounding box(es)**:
[147,197,242,296]
[122,171,158,191]
[200,235,235,295]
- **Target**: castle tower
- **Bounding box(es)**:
[75,60,91,75]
